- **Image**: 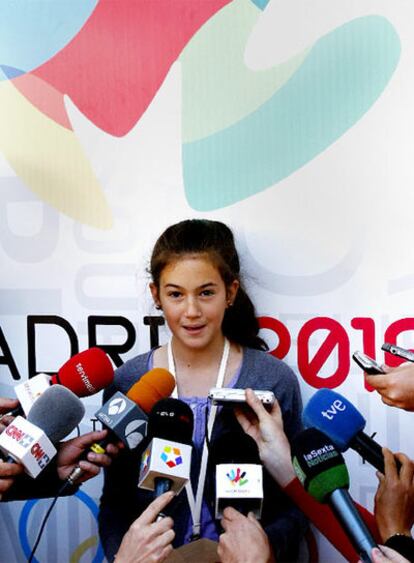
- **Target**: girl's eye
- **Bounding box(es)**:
[168,291,182,298]
[201,289,214,297]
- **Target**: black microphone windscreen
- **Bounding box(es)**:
[210,431,260,465]
[27,384,85,443]
[147,398,194,445]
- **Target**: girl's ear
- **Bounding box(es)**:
[149,283,161,308]
[226,279,239,307]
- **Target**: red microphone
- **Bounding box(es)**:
[9,348,114,418]
[51,347,114,397]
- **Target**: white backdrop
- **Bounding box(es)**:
[0,1,413,561]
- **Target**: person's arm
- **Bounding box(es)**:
[218,507,274,563]
[374,448,414,562]
[115,492,175,563]
[235,389,295,487]
[3,429,121,501]
[365,364,414,411]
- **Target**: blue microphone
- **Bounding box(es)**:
[303,389,390,474]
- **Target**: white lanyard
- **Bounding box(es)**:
[167,337,230,539]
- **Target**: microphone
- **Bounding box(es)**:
[210,431,263,518]
[291,428,377,563]
[50,347,114,397]
[139,398,193,496]
[0,385,85,478]
[11,347,114,417]
[303,388,392,474]
[65,368,175,486]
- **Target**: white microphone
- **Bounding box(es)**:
[14,373,51,417]
[0,416,56,478]
[0,385,85,478]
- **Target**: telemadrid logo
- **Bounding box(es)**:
[226,468,248,487]
[160,445,182,468]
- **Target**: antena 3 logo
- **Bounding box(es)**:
[108,397,126,415]
[124,420,146,449]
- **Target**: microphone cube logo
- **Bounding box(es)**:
[124,420,146,449]
[108,397,127,415]
[226,467,248,487]
[160,445,182,468]
[140,447,151,475]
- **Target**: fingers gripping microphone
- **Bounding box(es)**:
[139,398,193,496]
[292,428,378,563]
[210,431,263,518]
[303,388,393,474]
[10,347,114,418]
[0,385,85,478]
[66,368,176,486]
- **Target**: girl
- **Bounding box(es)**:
[99,219,307,561]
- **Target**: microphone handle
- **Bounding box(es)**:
[154,477,173,497]
[350,433,401,474]
[329,488,377,562]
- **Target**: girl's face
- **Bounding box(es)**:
[150,255,238,352]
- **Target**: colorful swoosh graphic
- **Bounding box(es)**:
[0,0,401,226]
[182,12,400,210]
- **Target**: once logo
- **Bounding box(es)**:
[321,399,346,421]
[226,467,248,487]
[108,398,126,415]
[160,446,182,468]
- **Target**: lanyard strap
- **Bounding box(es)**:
[167,337,230,539]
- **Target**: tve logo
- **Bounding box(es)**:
[321,399,346,421]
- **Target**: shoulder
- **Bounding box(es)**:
[112,350,153,395]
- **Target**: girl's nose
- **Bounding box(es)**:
[185,297,201,317]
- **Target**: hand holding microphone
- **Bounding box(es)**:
[234,388,295,488]
[56,429,122,484]
[374,448,414,544]
[0,385,85,478]
[218,507,272,563]
[365,363,414,412]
